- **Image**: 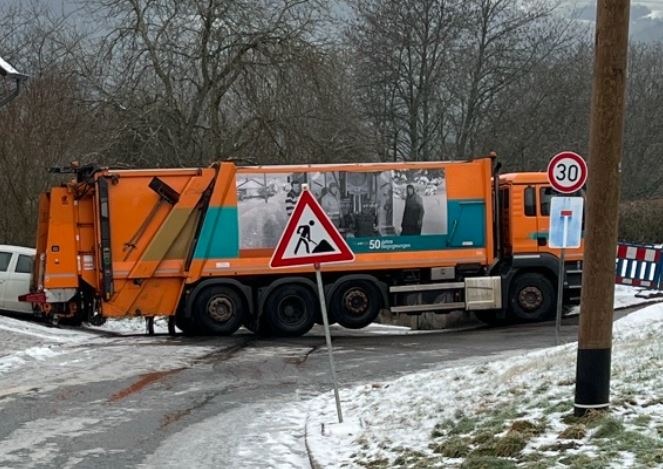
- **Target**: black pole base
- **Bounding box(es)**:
[574,347,611,417]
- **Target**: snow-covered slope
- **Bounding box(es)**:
[306,304,663,468]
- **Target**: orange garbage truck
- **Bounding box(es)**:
[20,155,583,335]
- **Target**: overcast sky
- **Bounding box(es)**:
[2,0,663,13]
[1,0,662,41]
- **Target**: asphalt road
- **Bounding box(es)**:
[0,309,642,468]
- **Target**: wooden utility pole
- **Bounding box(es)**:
[574,0,630,417]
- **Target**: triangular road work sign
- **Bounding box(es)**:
[270,188,355,268]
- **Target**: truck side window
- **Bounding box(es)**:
[0,252,11,272]
[524,187,536,216]
[540,187,555,216]
[15,255,33,274]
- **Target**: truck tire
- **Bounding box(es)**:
[193,286,245,335]
[264,284,317,337]
[242,314,272,337]
[175,311,199,336]
[509,273,555,322]
[331,279,381,329]
[473,310,510,327]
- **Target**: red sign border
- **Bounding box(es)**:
[269,189,355,269]
[547,151,588,194]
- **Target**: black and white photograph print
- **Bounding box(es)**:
[236,167,448,249]
[237,172,305,249]
[392,169,447,236]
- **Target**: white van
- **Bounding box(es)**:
[0,245,35,314]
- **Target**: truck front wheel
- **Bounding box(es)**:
[194,286,245,335]
[509,273,555,322]
[331,279,382,329]
[264,284,317,337]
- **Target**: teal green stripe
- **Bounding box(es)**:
[446,199,486,248]
[193,199,486,258]
[193,206,239,259]
[529,231,549,240]
[350,199,486,253]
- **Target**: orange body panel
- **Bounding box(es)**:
[42,187,79,289]
[92,167,215,317]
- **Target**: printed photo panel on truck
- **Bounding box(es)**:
[235,166,485,255]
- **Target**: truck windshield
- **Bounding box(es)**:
[540,187,586,216]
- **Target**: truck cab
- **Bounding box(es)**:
[498,173,584,309]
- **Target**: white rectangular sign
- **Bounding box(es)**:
[548,196,584,249]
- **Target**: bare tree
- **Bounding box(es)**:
[80,0,329,167]
[236,43,372,164]
[447,0,572,159]
[622,42,663,200]
[348,0,463,161]
[0,3,102,244]
[477,36,593,171]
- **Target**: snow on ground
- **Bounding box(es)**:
[142,398,314,469]
[566,284,661,315]
[87,318,417,336]
[306,303,663,468]
[0,314,217,400]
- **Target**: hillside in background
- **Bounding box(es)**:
[568,1,663,42]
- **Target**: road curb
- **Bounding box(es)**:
[304,416,324,469]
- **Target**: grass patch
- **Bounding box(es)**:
[557,424,586,440]
[632,414,652,427]
[431,420,452,438]
[431,436,471,458]
[494,431,528,457]
[539,441,580,451]
[591,417,624,439]
[469,431,528,459]
[482,406,523,431]
[392,449,428,466]
[519,455,559,469]
[358,457,390,468]
[460,455,517,469]
[472,431,495,445]
[509,419,546,437]
[594,429,663,466]
[561,409,607,427]
[449,416,478,435]
[544,400,572,415]
[558,453,610,468]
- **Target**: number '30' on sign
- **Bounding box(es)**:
[547,151,588,194]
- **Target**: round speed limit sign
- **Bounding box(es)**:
[547,151,588,193]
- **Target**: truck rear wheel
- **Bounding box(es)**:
[264,284,317,337]
[331,279,381,329]
[194,286,245,335]
[509,273,555,322]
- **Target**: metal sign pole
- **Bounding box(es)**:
[315,264,343,423]
[555,214,569,346]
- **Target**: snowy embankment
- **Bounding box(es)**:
[307,303,663,468]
